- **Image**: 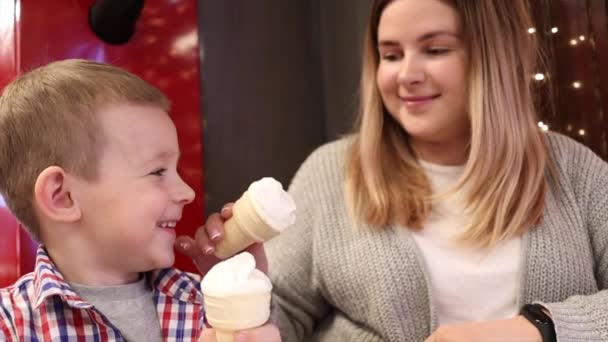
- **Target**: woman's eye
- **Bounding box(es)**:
[150,168,166,176]
[380,52,401,61]
[426,47,450,55]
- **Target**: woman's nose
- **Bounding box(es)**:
[397,56,426,86]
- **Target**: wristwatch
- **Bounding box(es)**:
[519,303,557,342]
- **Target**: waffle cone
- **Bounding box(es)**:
[204,292,271,342]
[214,190,280,259]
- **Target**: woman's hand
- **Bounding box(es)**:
[199,324,281,342]
[175,203,268,275]
[424,316,541,342]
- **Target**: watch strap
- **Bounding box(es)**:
[519,303,556,342]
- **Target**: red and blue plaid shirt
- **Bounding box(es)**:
[0,247,205,341]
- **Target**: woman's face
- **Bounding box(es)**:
[376,0,469,154]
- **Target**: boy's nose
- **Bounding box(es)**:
[174,177,196,205]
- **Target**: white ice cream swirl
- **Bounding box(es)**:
[248,177,296,231]
[200,252,271,297]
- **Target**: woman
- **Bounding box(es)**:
[181,0,608,341]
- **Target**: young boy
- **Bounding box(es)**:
[0,59,203,341]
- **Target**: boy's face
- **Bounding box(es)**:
[73,103,195,274]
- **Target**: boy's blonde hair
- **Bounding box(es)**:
[0,59,170,240]
[346,0,548,248]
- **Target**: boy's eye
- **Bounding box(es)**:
[150,168,166,176]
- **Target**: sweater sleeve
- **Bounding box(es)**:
[265,146,332,342]
[540,135,608,341]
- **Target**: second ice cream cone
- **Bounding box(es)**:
[204,292,271,342]
[213,329,236,342]
[214,190,278,259]
[201,252,273,342]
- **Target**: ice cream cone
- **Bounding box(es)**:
[204,292,271,342]
[215,190,280,259]
[213,330,236,342]
[201,252,273,342]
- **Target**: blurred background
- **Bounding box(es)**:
[0,0,607,283]
[531,0,608,158]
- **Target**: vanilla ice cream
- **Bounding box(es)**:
[248,177,296,231]
[201,252,272,297]
[214,177,296,259]
[201,252,273,342]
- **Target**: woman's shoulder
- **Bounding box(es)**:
[545,131,608,186]
[306,135,353,163]
[296,135,354,174]
[545,131,587,154]
[288,135,354,192]
[545,131,604,168]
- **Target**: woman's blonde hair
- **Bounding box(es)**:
[345,0,548,248]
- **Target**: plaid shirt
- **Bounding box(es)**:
[0,247,205,341]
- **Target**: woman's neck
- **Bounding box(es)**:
[410,136,469,166]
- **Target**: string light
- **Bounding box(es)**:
[534,73,545,81]
[520,24,593,142]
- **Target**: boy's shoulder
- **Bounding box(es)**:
[1,270,36,301]
[0,266,204,339]
[0,270,37,332]
[0,263,203,317]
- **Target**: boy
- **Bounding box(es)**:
[0,59,202,341]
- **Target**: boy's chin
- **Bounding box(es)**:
[134,246,176,271]
[154,252,176,269]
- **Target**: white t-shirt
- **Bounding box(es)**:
[0,195,5,207]
[411,160,521,326]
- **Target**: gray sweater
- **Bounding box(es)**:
[266,132,608,341]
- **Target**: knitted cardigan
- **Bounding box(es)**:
[267,132,608,341]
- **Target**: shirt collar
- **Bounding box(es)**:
[32,246,91,310]
[150,268,203,304]
[32,246,202,309]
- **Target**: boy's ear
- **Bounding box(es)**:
[34,166,82,223]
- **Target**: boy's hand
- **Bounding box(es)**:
[199,324,281,342]
[175,203,269,275]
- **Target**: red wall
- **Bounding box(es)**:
[0,0,204,284]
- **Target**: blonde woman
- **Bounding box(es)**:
[180,0,608,341]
